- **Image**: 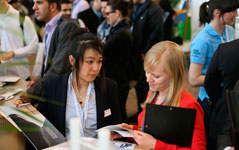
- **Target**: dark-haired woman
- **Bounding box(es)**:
[188,0,239,149]
[37,31,122,138]
[103,0,133,122]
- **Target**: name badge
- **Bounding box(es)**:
[104,108,112,117]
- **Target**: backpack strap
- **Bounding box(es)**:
[19,12,27,46]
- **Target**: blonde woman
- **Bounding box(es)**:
[119,41,206,150]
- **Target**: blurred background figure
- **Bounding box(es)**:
[77,0,104,34]
[103,0,133,122]
[205,38,239,150]
[71,0,89,19]
[189,0,239,149]
[128,0,164,123]
[159,0,175,41]
[61,0,72,19]
[97,0,111,40]
[0,0,39,80]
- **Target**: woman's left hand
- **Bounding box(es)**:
[133,130,156,149]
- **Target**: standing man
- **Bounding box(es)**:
[0,0,38,80]
[204,39,239,150]
[61,0,72,19]
[129,0,163,121]
[25,0,80,100]
[97,0,110,40]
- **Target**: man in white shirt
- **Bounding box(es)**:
[0,0,39,80]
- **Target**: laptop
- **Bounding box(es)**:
[144,104,196,148]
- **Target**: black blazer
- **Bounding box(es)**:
[27,18,80,97]
[205,39,239,149]
[104,19,133,81]
[77,8,103,34]
[37,73,122,136]
[131,0,163,54]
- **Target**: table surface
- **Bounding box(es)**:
[0,79,27,106]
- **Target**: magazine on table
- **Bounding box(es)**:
[0,104,66,150]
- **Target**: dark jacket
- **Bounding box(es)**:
[104,19,133,81]
[37,73,122,136]
[205,39,239,149]
[27,17,80,97]
[131,0,163,55]
[77,8,103,34]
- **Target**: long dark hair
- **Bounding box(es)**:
[199,0,239,26]
[66,29,105,90]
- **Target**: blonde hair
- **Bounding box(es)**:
[143,41,186,107]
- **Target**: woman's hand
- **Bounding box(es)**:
[12,99,23,106]
[110,123,133,140]
[110,132,123,140]
[118,123,133,130]
[133,130,156,150]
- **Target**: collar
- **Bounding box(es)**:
[68,72,95,95]
[112,19,129,30]
[4,5,15,16]
[44,13,62,34]
[92,7,102,20]
[205,23,227,37]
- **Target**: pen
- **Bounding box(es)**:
[16,103,30,107]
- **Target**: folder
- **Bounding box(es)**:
[144,104,196,148]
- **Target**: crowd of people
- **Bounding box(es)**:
[1,0,239,149]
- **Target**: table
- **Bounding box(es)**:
[43,139,150,150]
[0,79,27,106]
[0,79,27,150]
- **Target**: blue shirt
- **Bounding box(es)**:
[44,13,62,70]
[65,73,97,139]
[190,23,235,100]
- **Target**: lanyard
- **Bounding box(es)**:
[220,26,229,43]
[130,2,145,32]
[131,2,145,23]
[73,82,92,136]
[139,93,167,131]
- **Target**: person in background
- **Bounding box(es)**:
[8,0,29,15]
[0,0,39,80]
[97,0,111,40]
[189,0,239,149]
[103,0,133,122]
[204,39,239,150]
[159,0,175,41]
[61,0,86,27]
[17,0,79,103]
[71,0,89,19]
[77,0,104,34]
[116,41,206,150]
[37,31,122,138]
[128,0,163,123]
[61,0,72,19]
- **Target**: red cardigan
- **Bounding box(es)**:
[132,89,206,150]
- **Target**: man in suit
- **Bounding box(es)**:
[24,0,80,101]
[77,0,103,34]
[129,0,163,122]
[204,39,239,150]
